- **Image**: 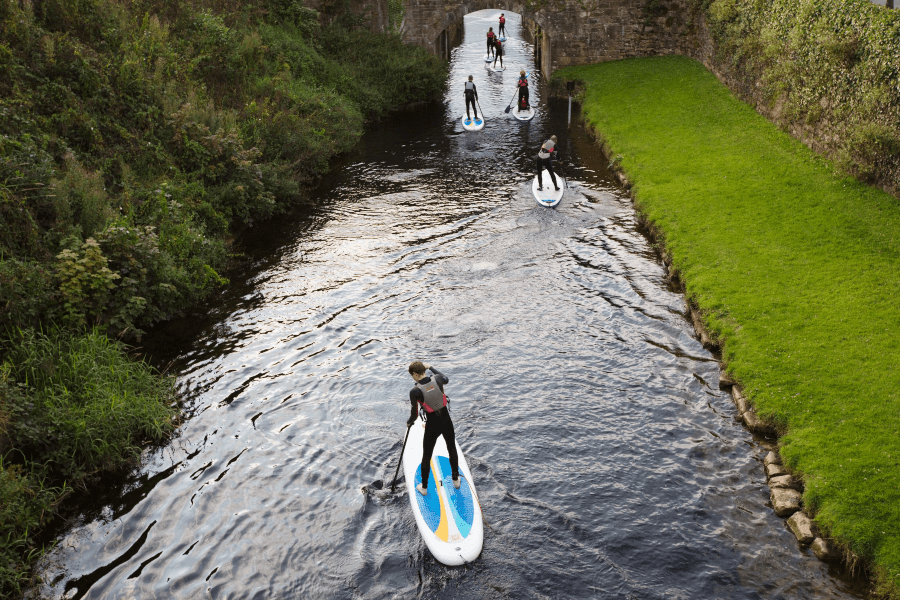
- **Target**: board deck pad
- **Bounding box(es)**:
[461,115,485,131]
[403,415,484,565]
[484,53,493,62]
[532,169,565,207]
[513,106,535,121]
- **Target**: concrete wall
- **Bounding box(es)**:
[401,0,696,76]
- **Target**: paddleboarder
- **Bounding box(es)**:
[464,75,479,122]
[498,13,507,38]
[536,135,560,191]
[517,70,529,112]
[493,37,504,70]
[486,27,496,58]
[406,361,461,495]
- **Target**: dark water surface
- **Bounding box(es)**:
[38,11,867,600]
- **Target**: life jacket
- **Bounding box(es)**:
[415,377,446,413]
[495,39,502,51]
[465,81,475,97]
[538,140,555,159]
[487,31,494,40]
[499,16,505,24]
[518,77,528,88]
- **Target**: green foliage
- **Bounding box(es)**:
[2,328,177,478]
[702,0,900,189]
[559,55,900,596]
[0,258,54,332]
[0,0,446,589]
[54,238,120,328]
[0,457,59,596]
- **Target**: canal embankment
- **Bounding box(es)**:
[554,55,900,598]
[0,0,445,594]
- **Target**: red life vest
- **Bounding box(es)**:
[487,31,494,40]
[518,77,527,87]
[499,16,505,24]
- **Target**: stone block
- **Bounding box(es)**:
[765,462,788,479]
[731,386,750,414]
[718,371,736,389]
[811,538,841,562]
[743,410,772,435]
[769,474,802,491]
[771,487,802,517]
[786,512,817,545]
[763,451,782,467]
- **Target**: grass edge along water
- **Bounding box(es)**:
[554,55,900,598]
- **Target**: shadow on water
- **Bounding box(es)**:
[34,9,872,600]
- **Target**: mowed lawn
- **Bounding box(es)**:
[556,56,900,592]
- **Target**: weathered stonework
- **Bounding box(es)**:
[401,0,695,76]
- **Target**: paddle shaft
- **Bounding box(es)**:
[390,424,412,492]
[476,98,485,121]
[503,89,517,113]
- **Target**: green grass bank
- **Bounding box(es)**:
[556,55,900,596]
[0,0,445,593]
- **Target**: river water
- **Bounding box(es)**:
[37,11,867,600]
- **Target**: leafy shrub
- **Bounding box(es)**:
[54,238,119,328]
[0,258,54,332]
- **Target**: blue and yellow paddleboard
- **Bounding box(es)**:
[403,415,484,565]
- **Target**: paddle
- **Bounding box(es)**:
[475,98,485,124]
[503,89,517,114]
[554,160,568,190]
[390,423,413,492]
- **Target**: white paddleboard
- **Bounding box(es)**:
[487,64,506,73]
[484,53,493,62]
[403,414,484,565]
[461,115,485,131]
[533,169,565,207]
[498,36,507,42]
[512,105,535,121]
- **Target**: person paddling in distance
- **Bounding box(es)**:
[464,75,479,122]
[492,37,504,70]
[486,27,496,59]
[406,361,461,495]
[498,13,507,38]
[517,70,529,112]
[536,135,560,191]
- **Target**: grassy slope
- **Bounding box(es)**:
[556,56,900,591]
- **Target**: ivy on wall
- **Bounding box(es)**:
[701,0,900,191]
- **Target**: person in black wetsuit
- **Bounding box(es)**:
[486,27,496,58]
[464,75,479,122]
[535,135,560,191]
[517,70,529,112]
[406,361,460,495]
[492,37,504,70]
[498,13,507,38]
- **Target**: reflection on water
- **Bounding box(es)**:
[37,10,867,600]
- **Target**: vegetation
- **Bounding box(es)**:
[556,55,900,597]
[694,0,900,194]
[0,0,445,593]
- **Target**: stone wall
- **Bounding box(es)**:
[401,0,696,76]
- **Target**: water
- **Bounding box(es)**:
[37,11,867,600]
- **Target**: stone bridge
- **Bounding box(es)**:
[399,0,695,76]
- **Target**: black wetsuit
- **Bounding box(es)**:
[517,76,529,111]
[493,40,503,68]
[486,32,495,57]
[498,17,507,37]
[464,81,478,120]
[408,366,460,490]
[535,141,559,189]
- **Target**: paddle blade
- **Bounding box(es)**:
[504,105,512,113]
